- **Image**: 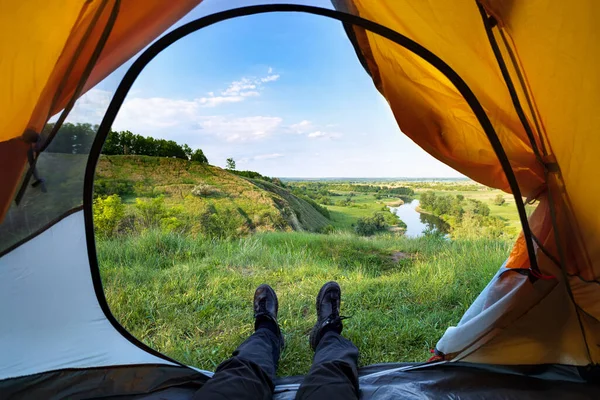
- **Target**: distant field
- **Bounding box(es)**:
[416,188,522,231]
[327,192,391,230]
[288,179,528,234]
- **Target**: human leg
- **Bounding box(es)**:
[192,284,284,400]
[296,282,359,400]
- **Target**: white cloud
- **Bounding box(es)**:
[290,120,313,134]
[199,95,244,107]
[221,77,257,96]
[67,68,282,129]
[65,88,112,124]
[261,74,280,83]
[307,131,342,140]
[198,115,283,142]
[288,121,341,140]
[67,89,283,143]
[222,71,279,96]
[254,153,284,160]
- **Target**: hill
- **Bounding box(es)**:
[94,155,330,234]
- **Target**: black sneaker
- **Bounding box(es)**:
[253,284,284,347]
[309,281,347,351]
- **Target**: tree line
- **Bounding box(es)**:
[44,122,208,163]
[419,191,514,238]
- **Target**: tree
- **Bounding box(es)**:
[45,122,97,154]
[226,157,236,170]
[182,144,193,160]
[103,130,121,155]
[493,194,506,206]
[191,149,208,164]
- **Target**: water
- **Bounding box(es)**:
[390,200,449,238]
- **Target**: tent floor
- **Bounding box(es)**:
[3,362,598,399]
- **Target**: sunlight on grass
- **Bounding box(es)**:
[99,231,511,375]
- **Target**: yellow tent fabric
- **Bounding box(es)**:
[0,0,202,222]
[334,0,600,363]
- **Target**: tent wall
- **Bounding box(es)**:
[0,211,177,380]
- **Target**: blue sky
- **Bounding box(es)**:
[70,0,462,178]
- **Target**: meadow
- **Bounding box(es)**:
[99,230,511,375]
[95,157,518,375]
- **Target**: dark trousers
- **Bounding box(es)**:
[193,329,359,400]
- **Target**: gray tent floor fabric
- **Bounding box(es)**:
[3,362,599,400]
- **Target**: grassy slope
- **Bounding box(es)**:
[99,231,511,376]
[96,155,328,232]
[249,179,329,231]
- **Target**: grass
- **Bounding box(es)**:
[94,169,517,375]
[326,193,396,230]
[99,230,512,376]
[412,187,530,231]
[95,155,328,232]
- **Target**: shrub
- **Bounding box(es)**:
[199,205,244,239]
[94,179,134,197]
[493,194,506,206]
[134,196,168,229]
[191,184,221,197]
[335,199,353,207]
[93,194,125,238]
[355,212,387,236]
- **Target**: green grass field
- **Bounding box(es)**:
[95,164,520,376]
[327,193,391,230]
[410,186,527,231]
[99,230,511,376]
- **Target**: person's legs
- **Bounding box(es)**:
[192,284,284,400]
[296,282,360,400]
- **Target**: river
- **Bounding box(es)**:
[389,199,449,238]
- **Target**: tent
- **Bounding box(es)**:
[1,0,599,398]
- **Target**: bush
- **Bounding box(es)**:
[355,212,387,236]
[93,194,125,238]
[335,198,353,207]
[191,184,221,197]
[199,205,244,239]
[94,179,134,197]
[493,194,506,206]
[134,196,168,229]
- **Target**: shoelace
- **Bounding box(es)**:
[258,297,267,313]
